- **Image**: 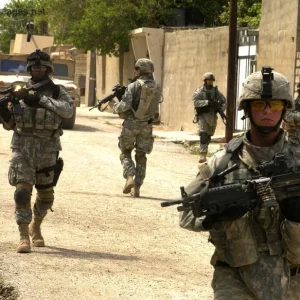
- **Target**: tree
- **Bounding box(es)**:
[0,0,262,55]
[0,0,34,53]
[0,0,53,53]
[220,0,261,28]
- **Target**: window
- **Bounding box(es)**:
[1,60,27,73]
[53,64,69,77]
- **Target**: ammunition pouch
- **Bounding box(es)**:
[35,157,64,190]
[210,215,259,267]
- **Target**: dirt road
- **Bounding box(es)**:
[0,107,214,300]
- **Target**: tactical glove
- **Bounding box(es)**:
[201,204,248,230]
[14,88,28,99]
[23,93,41,107]
[0,106,12,122]
[281,197,300,222]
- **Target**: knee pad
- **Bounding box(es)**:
[135,152,147,165]
[14,188,31,208]
[120,149,132,161]
[200,132,210,144]
[36,189,54,211]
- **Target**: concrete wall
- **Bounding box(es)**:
[73,52,87,89]
[94,27,229,134]
[96,43,135,101]
[257,0,299,91]
[131,28,165,85]
[161,27,229,133]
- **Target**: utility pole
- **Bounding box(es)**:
[225,0,238,142]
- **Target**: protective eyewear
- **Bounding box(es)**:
[31,65,47,69]
[250,100,286,111]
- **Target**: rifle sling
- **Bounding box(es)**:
[211,136,244,177]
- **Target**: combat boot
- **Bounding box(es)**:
[131,184,141,198]
[17,224,31,253]
[29,217,45,247]
[199,152,207,163]
[123,175,134,194]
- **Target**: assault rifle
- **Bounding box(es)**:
[161,153,300,218]
[0,78,51,115]
[207,91,227,125]
[89,84,126,112]
[90,78,137,112]
[213,99,227,125]
[295,100,300,112]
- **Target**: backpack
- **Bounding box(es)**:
[133,79,158,120]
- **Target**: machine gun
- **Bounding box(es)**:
[0,78,51,115]
[161,153,300,218]
[90,78,137,112]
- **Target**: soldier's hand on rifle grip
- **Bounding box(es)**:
[116,93,123,101]
[201,204,248,229]
[23,93,41,107]
[0,106,12,122]
[115,86,126,101]
[14,88,28,99]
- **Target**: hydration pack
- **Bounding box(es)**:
[133,79,158,120]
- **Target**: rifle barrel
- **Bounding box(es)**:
[161,199,183,207]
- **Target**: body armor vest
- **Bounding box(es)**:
[14,81,62,138]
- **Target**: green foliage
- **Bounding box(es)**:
[0,0,262,55]
[220,0,261,28]
[70,0,171,55]
[0,0,35,53]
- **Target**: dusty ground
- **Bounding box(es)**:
[0,107,214,300]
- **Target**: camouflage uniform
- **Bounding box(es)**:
[2,50,74,252]
[193,73,226,161]
[283,97,300,145]
[180,69,300,299]
[113,59,160,193]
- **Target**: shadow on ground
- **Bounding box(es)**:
[71,124,103,132]
[0,275,18,300]
[39,246,139,261]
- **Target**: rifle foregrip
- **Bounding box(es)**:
[101,93,116,104]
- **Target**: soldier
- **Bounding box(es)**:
[193,72,226,163]
[110,58,160,197]
[283,83,300,145]
[180,67,300,299]
[1,49,74,253]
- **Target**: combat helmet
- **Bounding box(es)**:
[26,49,53,73]
[203,72,215,81]
[238,67,294,110]
[135,58,154,74]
